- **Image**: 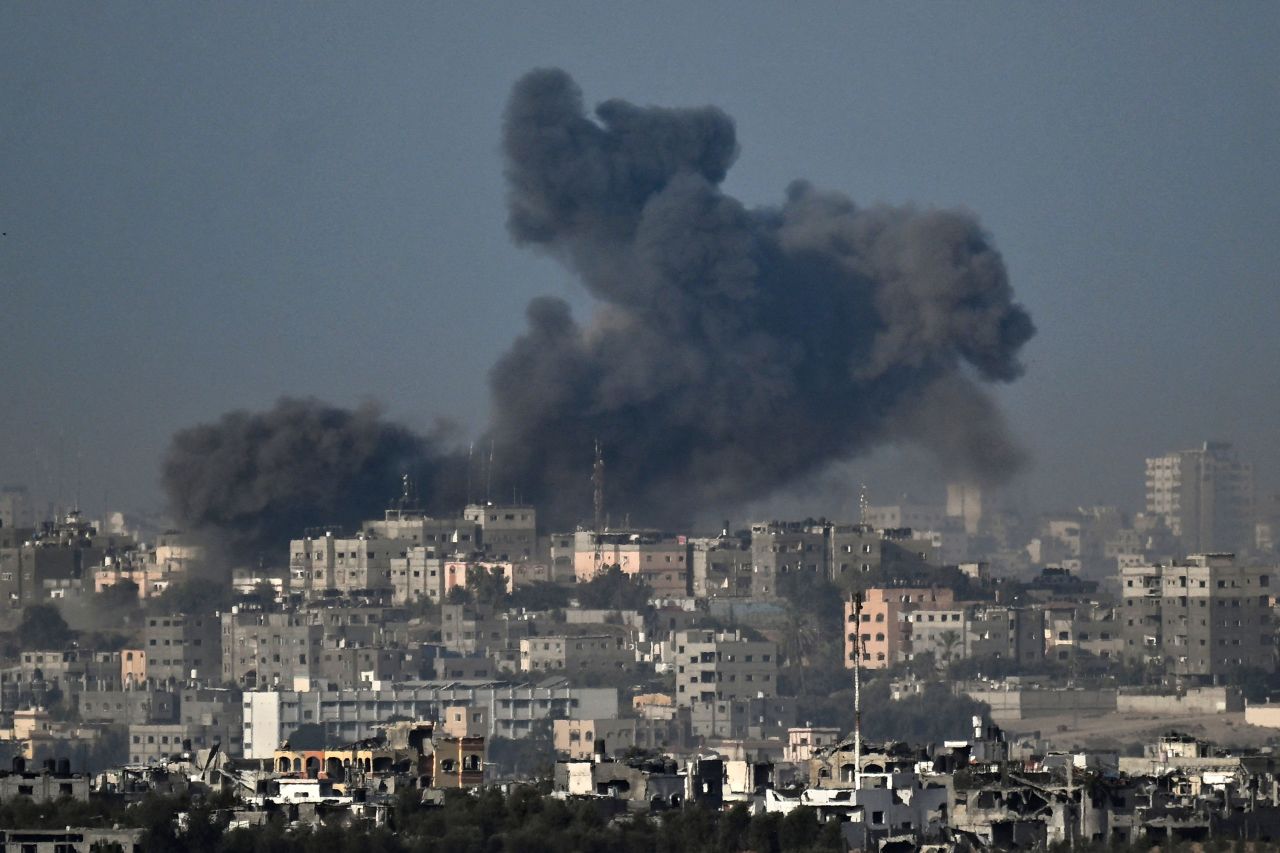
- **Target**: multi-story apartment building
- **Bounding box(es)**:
[966,606,1045,669]
[463,504,537,562]
[316,644,419,688]
[220,610,324,690]
[178,687,244,755]
[864,503,948,534]
[77,689,177,726]
[1120,554,1275,678]
[0,486,34,529]
[828,525,936,591]
[288,533,407,598]
[519,635,633,675]
[128,691,242,765]
[0,511,134,606]
[749,522,826,599]
[553,718,637,759]
[688,533,754,598]
[242,680,618,758]
[1045,603,1123,663]
[1146,442,1255,554]
[689,696,796,740]
[440,603,535,667]
[363,509,479,552]
[671,630,778,707]
[845,588,956,670]
[902,604,969,666]
[572,531,689,596]
[144,612,222,686]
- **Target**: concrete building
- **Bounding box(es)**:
[288,532,406,598]
[77,689,176,726]
[554,718,636,760]
[689,696,796,740]
[176,687,244,756]
[463,504,537,562]
[828,525,936,591]
[864,502,947,534]
[519,635,633,675]
[0,511,134,606]
[0,486,34,530]
[241,680,618,758]
[1120,554,1275,678]
[947,482,983,535]
[749,522,827,599]
[671,630,778,707]
[144,612,221,687]
[221,610,324,690]
[845,588,956,670]
[1146,442,1255,554]
[967,606,1045,669]
[439,603,534,665]
[688,533,753,598]
[784,726,842,762]
[572,531,688,596]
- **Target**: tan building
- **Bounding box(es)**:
[784,726,842,762]
[573,531,688,596]
[553,718,637,760]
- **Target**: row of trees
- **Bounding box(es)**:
[0,787,844,853]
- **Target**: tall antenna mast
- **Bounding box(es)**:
[592,440,605,570]
[859,482,868,526]
[466,442,474,505]
[852,590,864,792]
[485,440,495,503]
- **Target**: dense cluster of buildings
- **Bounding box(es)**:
[0,440,1275,848]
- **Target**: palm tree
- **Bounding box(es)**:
[938,629,963,669]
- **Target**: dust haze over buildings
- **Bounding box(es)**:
[162,69,1034,556]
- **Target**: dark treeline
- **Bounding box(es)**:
[3,788,844,853]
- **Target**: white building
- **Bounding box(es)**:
[242,680,618,758]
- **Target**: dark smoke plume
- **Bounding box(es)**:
[163,68,1034,549]
[490,68,1033,527]
[161,398,464,558]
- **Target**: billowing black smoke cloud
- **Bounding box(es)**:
[161,399,465,559]
[163,68,1034,553]
[489,68,1034,527]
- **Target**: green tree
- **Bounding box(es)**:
[509,581,570,611]
[466,565,510,608]
[577,565,652,610]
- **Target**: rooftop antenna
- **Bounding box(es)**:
[592,440,605,568]
[852,590,864,792]
[485,440,495,503]
[859,482,868,525]
[400,473,415,511]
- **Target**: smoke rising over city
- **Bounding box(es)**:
[162,399,466,559]
[163,68,1034,553]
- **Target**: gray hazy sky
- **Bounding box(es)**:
[2,3,1278,520]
